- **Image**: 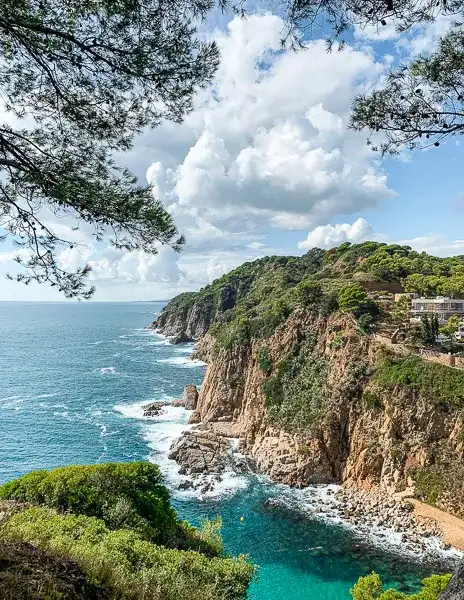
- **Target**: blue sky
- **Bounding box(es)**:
[0,8,462,301]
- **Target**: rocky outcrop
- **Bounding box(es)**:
[172,384,199,410]
[150,278,251,340]
[153,282,464,527]
[180,310,464,517]
[142,401,167,417]
[440,559,464,599]
[170,332,193,345]
[169,429,230,475]
[169,427,253,494]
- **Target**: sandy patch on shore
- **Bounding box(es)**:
[408,499,464,551]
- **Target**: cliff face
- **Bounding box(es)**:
[151,244,464,517]
[154,300,464,516]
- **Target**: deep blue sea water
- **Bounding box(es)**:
[0,301,455,599]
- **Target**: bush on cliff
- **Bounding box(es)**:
[262,339,329,431]
[0,507,254,600]
[373,356,464,409]
[350,572,451,600]
[0,541,111,600]
[0,462,220,556]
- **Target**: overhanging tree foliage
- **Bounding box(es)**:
[351,27,464,154]
[0,0,219,298]
[279,0,463,47]
[276,0,464,154]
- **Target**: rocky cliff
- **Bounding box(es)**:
[151,244,464,518]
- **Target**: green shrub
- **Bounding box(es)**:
[0,462,215,555]
[257,346,272,374]
[262,340,328,431]
[362,390,382,409]
[373,355,464,409]
[338,284,370,314]
[0,507,254,600]
[350,572,451,600]
[414,467,445,506]
[329,332,345,349]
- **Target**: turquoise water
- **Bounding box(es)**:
[0,301,454,599]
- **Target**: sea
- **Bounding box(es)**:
[0,301,458,599]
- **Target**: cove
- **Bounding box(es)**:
[0,301,454,599]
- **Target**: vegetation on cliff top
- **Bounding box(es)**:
[0,463,255,600]
[159,242,464,352]
[374,355,464,410]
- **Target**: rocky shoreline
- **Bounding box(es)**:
[333,488,448,554]
[148,329,463,559]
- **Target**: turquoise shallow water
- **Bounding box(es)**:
[0,301,455,599]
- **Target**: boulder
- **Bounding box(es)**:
[170,332,193,345]
[169,429,230,475]
[172,384,199,410]
[188,411,201,424]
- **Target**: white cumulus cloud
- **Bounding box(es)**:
[298,218,374,249]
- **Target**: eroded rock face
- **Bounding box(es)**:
[191,311,464,508]
[440,559,464,599]
[151,293,464,521]
[172,385,199,410]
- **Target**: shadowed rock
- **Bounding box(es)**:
[440,559,464,600]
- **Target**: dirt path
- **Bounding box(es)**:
[408,499,464,551]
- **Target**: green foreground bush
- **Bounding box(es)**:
[0,507,253,600]
[0,462,219,555]
[0,463,255,600]
[350,572,451,600]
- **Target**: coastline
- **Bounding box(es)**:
[152,328,464,564]
[410,499,464,552]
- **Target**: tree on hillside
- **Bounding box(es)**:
[391,295,411,329]
[420,313,440,346]
[440,314,462,344]
[0,0,219,298]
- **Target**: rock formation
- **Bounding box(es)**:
[172,384,199,410]
[440,558,464,599]
[169,429,230,475]
[152,246,464,522]
[142,401,167,417]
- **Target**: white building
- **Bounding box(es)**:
[411,297,464,325]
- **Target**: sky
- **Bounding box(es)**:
[0,7,462,301]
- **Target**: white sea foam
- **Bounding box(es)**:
[0,395,24,410]
[0,395,22,403]
[175,344,196,354]
[99,367,120,375]
[114,395,177,420]
[271,485,463,563]
[156,357,206,368]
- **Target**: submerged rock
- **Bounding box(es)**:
[142,401,167,417]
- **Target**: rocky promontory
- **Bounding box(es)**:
[151,244,464,553]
